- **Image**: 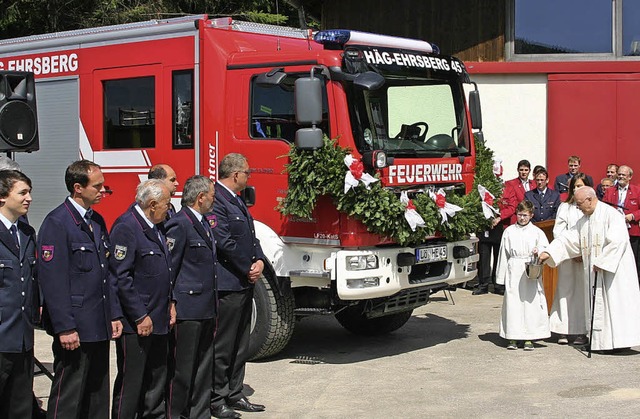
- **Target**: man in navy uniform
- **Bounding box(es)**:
[109,179,173,418]
[211,153,266,419]
[166,175,217,418]
[38,160,122,419]
[148,164,179,218]
[553,155,594,196]
[525,167,561,222]
[0,170,38,418]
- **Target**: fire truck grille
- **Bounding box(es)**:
[366,287,431,318]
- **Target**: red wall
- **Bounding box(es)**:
[469,62,640,186]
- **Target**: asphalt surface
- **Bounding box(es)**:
[33,288,640,418]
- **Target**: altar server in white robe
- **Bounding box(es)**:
[549,173,590,345]
[539,187,640,351]
[497,200,550,349]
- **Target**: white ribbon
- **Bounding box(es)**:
[478,184,500,219]
[343,154,378,193]
[428,189,462,224]
[400,191,425,231]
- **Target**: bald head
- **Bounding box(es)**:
[574,186,597,215]
[148,164,178,196]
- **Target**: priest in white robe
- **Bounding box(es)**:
[539,187,640,351]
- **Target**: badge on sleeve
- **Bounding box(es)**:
[114,245,127,261]
[206,214,217,229]
[166,237,175,252]
[41,245,54,262]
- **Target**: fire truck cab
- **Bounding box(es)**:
[0,15,482,359]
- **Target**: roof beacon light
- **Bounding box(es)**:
[314,30,437,54]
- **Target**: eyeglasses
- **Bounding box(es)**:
[516,213,532,218]
[575,197,591,206]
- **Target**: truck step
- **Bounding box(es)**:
[294,307,334,316]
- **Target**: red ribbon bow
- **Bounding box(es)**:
[406,200,416,211]
[349,160,364,180]
[484,192,494,206]
[435,194,446,209]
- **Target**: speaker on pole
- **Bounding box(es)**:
[0,71,39,152]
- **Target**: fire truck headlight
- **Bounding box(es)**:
[346,255,379,271]
[375,151,387,168]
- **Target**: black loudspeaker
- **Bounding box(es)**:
[0,71,39,152]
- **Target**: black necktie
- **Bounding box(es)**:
[201,217,211,237]
[9,224,19,250]
[85,209,94,232]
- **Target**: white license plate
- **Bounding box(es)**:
[415,245,448,263]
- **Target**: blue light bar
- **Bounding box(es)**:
[314,30,435,54]
[314,29,351,45]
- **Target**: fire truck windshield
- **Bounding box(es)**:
[347,78,471,157]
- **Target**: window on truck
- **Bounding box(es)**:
[103,76,155,149]
[347,79,470,157]
[249,73,329,142]
[172,70,194,149]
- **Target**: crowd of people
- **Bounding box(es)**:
[0,154,264,419]
[3,151,640,417]
[476,155,640,353]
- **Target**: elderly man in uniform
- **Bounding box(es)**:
[538,187,640,352]
[109,179,173,418]
[0,170,38,419]
[166,175,218,419]
[38,160,122,418]
[210,153,266,419]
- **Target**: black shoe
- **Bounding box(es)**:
[472,286,488,295]
[230,397,266,412]
[211,404,241,419]
[492,285,505,295]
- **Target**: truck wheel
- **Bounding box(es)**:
[335,307,413,336]
[248,275,295,360]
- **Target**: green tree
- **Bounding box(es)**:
[0,0,313,39]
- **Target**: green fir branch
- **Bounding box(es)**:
[278,135,503,246]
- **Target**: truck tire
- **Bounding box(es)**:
[335,307,413,336]
[248,275,295,360]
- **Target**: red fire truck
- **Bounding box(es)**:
[0,15,482,359]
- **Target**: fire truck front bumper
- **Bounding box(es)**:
[329,238,478,300]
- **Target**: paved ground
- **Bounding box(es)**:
[33,288,640,418]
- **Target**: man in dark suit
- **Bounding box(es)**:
[553,155,594,196]
[109,179,173,418]
[0,170,38,419]
[603,165,640,280]
[148,164,179,218]
[166,175,217,419]
[38,160,122,419]
[525,168,561,222]
[211,153,266,419]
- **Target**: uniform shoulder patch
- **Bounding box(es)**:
[41,245,54,262]
[206,214,217,229]
[114,245,127,261]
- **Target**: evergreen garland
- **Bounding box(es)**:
[278,136,503,246]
